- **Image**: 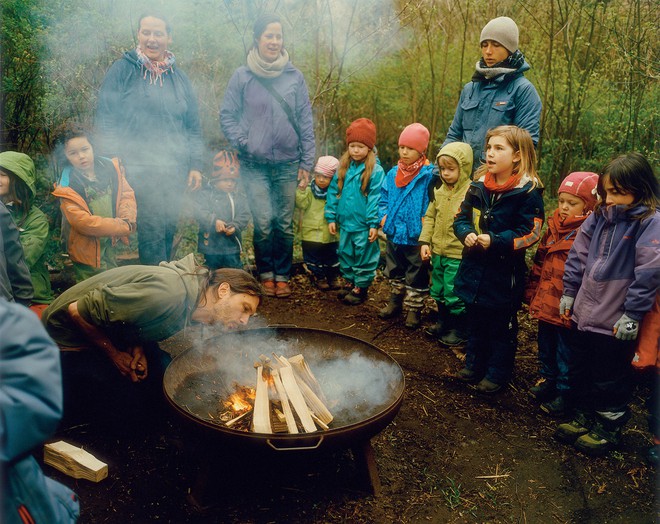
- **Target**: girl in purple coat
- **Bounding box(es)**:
[557,153,660,456]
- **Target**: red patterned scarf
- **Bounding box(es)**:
[395,156,428,188]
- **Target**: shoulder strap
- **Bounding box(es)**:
[253,76,301,140]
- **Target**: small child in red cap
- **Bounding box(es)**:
[377,123,435,328]
[296,155,341,290]
[524,171,599,416]
[195,150,251,269]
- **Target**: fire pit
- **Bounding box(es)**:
[163,326,405,506]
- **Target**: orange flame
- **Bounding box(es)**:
[224,386,256,413]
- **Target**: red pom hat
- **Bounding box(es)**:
[398,123,430,154]
[212,150,240,180]
[558,171,599,211]
[346,118,377,150]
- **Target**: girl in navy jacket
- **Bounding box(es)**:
[453,125,544,393]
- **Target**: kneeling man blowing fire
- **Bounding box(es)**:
[41,253,263,424]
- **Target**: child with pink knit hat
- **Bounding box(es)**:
[524,171,599,416]
[377,123,435,328]
[295,155,341,290]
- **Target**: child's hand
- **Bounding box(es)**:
[464,232,478,247]
[368,228,378,242]
[328,223,337,235]
[476,234,491,249]
[225,225,236,236]
[215,219,226,233]
[559,295,574,320]
[420,245,431,261]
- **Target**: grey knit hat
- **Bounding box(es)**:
[480,16,519,53]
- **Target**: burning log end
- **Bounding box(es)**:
[225,409,252,428]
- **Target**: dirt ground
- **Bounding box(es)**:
[46,271,657,524]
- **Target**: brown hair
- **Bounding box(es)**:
[52,121,93,167]
[138,12,172,35]
[198,266,265,307]
[336,149,377,196]
[475,125,542,189]
[0,167,31,223]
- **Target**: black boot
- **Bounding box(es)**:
[337,281,354,299]
[404,309,421,329]
[425,301,448,338]
[439,313,467,347]
[378,293,403,319]
[343,287,368,305]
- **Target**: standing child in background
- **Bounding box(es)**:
[419,142,473,346]
[453,125,544,394]
[196,151,250,270]
[296,155,341,290]
[325,118,385,305]
[378,123,434,328]
[52,123,137,283]
[0,152,53,316]
[556,153,660,456]
[524,171,599,417]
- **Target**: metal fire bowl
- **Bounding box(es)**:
[163,327,405,452]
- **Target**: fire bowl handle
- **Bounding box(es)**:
[265,436,324,451]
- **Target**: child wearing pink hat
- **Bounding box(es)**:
[524,171,599,416]
[295,155,341,290]
[377,123,435,328]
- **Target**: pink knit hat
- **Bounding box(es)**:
[346,118,377,150]
[398,123,430,154]
[558,171,599,211]
[313,156,339,177]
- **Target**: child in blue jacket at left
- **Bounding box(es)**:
[326,118,385,305]
[378,123,434,328]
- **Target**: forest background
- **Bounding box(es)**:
[1,0,658,264]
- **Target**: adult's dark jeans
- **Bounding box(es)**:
[127,166,187,266]
[241,160,298,282]
[464,304,518,385]
[537,321,572,392]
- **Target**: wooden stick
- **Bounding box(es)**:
[270,369,298,434]
[310,412,330,431]
[225,409,252,428]
[252,364,271,433]
[278,363,317,433]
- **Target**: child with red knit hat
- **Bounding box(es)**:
[377,123,435,328]
[195,150,251,269]
[524,171,599,416]
[325,118,385,305]
[296,155,341,290]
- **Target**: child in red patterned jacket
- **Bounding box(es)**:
[524,172,599,417]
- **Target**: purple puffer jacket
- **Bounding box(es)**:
[219,62,315,171]
[563,204,660,336]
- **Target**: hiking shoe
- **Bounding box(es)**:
[378,295,403,319]
[404,310,421,329]
[262,280,276,297]
[456,367,478,383]
[314,278,330,291]
[555,413,592,444]
[343,287,367,305]
[475,378,503,394]
[529,378,557,402]
[574,422,621,456]
[540,396,566,418]
[275,281,292,298]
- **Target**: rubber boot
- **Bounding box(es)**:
[378,293,403,319]
[343,286,368,305]
[439,313,467,347]
[404,309,421,329]
[425,301,448,338]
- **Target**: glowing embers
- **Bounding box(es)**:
[222,353,333,434]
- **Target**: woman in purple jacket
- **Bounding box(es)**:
[220,13,315,298]
[557,153,660,456]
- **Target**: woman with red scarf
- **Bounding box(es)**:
[377,123,435,329]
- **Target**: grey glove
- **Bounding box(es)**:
[559,295,575,318]
[613,313,639,341]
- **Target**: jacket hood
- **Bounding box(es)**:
[122,49,140,67]
[436,142,473,187]
[0,151,37,198]
[159,253,208,307]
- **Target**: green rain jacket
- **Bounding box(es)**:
[0,152,53,304]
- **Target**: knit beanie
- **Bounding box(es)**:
[480,17,519,53]
[212,150,240,179]
[558,171,599,211]
[398,123,430,154]
[346,118,377,150]
[313,155,339,177]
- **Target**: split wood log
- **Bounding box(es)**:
[278,355,333,425]
[270,369,298,434]
[277,362,317,433]
[310,412,330,431]
[252,364,271,433]
[44,441,108,482]
[287,354,328,404]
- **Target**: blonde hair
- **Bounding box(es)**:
[336,148,377,196]
[475,125,542,189]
